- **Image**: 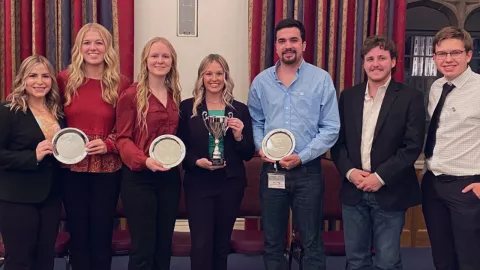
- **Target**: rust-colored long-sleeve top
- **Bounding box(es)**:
[116,85,179,171]
[57,70,131,173]
[117,85,179,171]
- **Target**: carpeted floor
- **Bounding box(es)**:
[40,247,435,270]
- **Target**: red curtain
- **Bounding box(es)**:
[249,0,407,93]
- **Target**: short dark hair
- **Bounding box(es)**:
[433,26,473,53]
[361,35,397,74]
[274,19,305,42]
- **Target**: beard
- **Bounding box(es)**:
[281,50,298,65]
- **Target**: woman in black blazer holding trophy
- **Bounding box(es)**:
[0,55,64,270]
[177,54,255,270]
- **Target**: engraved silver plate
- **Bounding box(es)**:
[261,129,296,161]
[149,135,186,168]
[52,128,89,165]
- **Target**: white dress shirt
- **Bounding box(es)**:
[426,67,480,176]
[347,78,390,185]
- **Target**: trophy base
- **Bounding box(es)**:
[210,158,225,166]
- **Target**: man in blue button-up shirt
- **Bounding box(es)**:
[248,19,340,270]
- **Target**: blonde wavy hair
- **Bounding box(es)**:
[136,37,181,132]
[192,54,235,117]
[64,23,120,106]
[7,55,63,119]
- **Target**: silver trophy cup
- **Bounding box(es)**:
[202,111,233,166]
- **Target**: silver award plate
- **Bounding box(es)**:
[52,128,89,165]
[149,135,186,168]
[261,129,296,161]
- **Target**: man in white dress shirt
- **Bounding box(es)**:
[422,26,480,270]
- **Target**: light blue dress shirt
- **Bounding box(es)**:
[247,60,340,164]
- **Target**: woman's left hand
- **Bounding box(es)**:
[227,117,244,141]
[85,139,107,155]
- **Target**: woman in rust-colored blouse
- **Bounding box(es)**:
[116,37,182,270]
[57,23,131,270]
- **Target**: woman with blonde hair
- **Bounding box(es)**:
[177,54,255,270]
[116,37,182,270]
[57,23,131,270]
[0,55,64,270]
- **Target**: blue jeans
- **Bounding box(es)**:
[342,192,405,270]
[259,160,325,270]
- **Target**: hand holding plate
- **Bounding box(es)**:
[36,140,54,162]
[146,157,170,172]
[279,154,301,170]
[85,139,107,155]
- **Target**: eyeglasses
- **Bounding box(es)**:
[434,50,465,60]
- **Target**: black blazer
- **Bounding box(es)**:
[331,79,425,211]
[0,102,65,203]
[177,98,255,181]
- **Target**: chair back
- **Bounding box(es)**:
[322,158,342,220]
[239,156,263,218]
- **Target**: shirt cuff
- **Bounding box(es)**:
[375,172,385,186]
[104,139,116,153]
[346,169,355,182]
[129,155,148,172]
[298,151,311,164]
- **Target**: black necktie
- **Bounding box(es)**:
[424,82,455,158]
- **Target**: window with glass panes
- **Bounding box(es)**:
[404,32,441,125]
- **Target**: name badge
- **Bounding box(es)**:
[268,173,286,189]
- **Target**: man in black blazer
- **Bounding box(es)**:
[331,36,425,270]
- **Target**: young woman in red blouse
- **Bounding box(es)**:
[116,37,182,270]
[57,23,131,270]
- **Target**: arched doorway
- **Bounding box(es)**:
[406,0,457,26]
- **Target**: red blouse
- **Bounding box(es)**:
[57,70,131,173]
[116,85,179,171]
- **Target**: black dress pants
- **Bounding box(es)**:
[0,193,61,270]
[184,170,245,270]
[61,170,121,270]
[121,166,181,270]
[422,171,480,270]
